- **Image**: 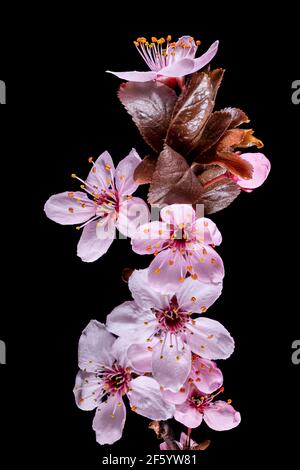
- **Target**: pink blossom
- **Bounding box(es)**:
[74,320,175,445]
[231,152,271,192]
[160,431,197,450]
[131,204,224,294]
[174,385,241,431]
[107,35,219,83]
[44,149,149,262]
[162,355,223,405]
[106,269,234,392]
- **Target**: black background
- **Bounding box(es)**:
[1,10,299,468]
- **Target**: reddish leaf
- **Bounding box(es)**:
[197,171,241,214]
[214,151,253,179]
[193,110,233,156]
[118,81,177,153]
[134,155,157,184]
[166,69,224,157]
[222,107,250,128]
[148,145,203,206]
[192,439,211,451]
[216,128,263,151]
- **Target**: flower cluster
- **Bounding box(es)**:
[44,34,270,450]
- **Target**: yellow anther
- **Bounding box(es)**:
[158,229,163,235]
[196,40,201,46]
[186,265,193,271]
[191,274,198,280]
[200,306,207,313]
[81,203,86,208]
[147,346,153,351]
[71,173,76,178]
[133,41,139,46]
[227,399,232,404]
[191,296,196,303]
[68,192,74,198]
[88,156,94,163]
[211,258,216,264]
[105,163,111,171]
[160,355,164,359]
[76,226,81,230]
[144,228,150,234]
[92,167,97,173]
[151,37,157,43]
[176,355,181,361]
[179,277,185,283]
[168,260,174,266]
[80,184,85,189]
[192,320,196,326]
[110,413,115,418]
[154,250,159,257]
[146,245,152,251]
[167,35,172,41]
[68,207,74,213]
[144,321,149,325]
[117,402,122,407]
[207,334,214,340]
[154,268,161,274]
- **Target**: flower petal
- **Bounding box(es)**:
[159,58,195,78]
[162,383,190,404]
[44,191,95,225]
[131,221,170,254]
[192,41,219,73]
[186,317,234,360]
[77,219,115,262]
[176,276,222,314]
[128,268,169,310]
[115,148,141,195]
[78,320,115,372]
[195,217,222,246]
[92,394,126,445]
[127,343,153,373]
[106,70,157,82]
[179,432,196,449]
[73,370,101,410]
[188,245,224,284]
[117,197,150,238]
[191,357,223,394]
[234,152,271,190]
[152,334,191,392]
[148,249,187,294]
[106,301,156,341]
[128,376,175,420]
[86,151,115,192]
[174,403,203,428]
[204,401,241,431]
[160,204,195,226]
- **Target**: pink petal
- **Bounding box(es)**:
[78,320,115,372]
[160,204,195,226]
[92,394,126,445]
[77,218,115,262]
[127,343,153,373]
[192,41,219,73]
[115,148,141,195]
[174,403,203,428]
[44,191,95,225]
[106,300,156,341]
[191,357,223,394]
[162,383,190,404]
[152,334,191,392]
[186,317,234,360]
[111,337,132,369]
[188,245,225,284]
[131,221,170,254]
[117,197,150,238]
[127,376,175,420]
[176,276,222,314]
[160,442,169,450]
[159,58,195,78]
[86,151,115,192]
[195,217,222,245]
[74,370,100,410]
[234,152,271,190]
[172,36,198,60]
[179,431,196,449]
[204,401,241,431]
[128,268,169,310]
[148,249,187,294]
[106,70,157,82]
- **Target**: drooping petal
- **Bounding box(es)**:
[171,36,198,61]
[131,221,170,255]
[106,70,157,82]
[77,219,115,262]
[204,401,241,431]
[78,320,115,372]
[128,268,170,311]
[195,217,222,246]
[44,191,96,225]
[115,148,141,195]
[192,41,219,73]
[162,383,190,405]
[160,204,195,226]
[159,58,195,78]
[152,334,191,392]
[128,376,175,420]
[174,403,203,428]
[111,337,132,369]
[117,197,150,238]
[179,432,197,449]
[188,245,224,284]
[86,151,115,192]
[127,343,153,373]
[191,357,223,394]
[234,152,271,190]
[186,317,234,360]
[92,394,126,445]
[73,370,101,410]
[148,249,187,294]
[106,301,156,341]
[176,276,222,314]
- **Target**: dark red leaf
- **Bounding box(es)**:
[196,170,241,214]
[134,155,157,184]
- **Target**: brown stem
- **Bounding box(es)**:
[149,420,180,450]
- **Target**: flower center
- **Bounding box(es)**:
[155,296,190,333]
[100,364,132,395]
[189,386,225,413]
